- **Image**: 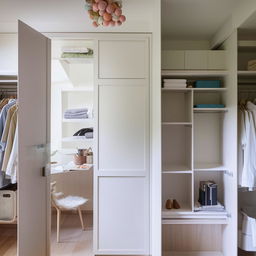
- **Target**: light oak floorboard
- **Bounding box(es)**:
[0,212,93,256]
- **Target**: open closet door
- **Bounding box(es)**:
[18,21,51,256]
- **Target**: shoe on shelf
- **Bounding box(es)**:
[173,199,181,209]
[165,199,173,209]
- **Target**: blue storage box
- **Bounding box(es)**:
[195,80,221,88]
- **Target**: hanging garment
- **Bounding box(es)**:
[0,99,9,110]
[0,105,17,169]
[0,99,16,138]
[6,128,17,184]
[240,102,256,189]
[2,109,17,173]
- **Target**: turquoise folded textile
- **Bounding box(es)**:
[195,80,221,88]
[194,104,225,108]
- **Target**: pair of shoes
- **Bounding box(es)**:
[165,199,181,210]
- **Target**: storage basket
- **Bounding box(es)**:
[239,207,256,251]
[0,190,16,222]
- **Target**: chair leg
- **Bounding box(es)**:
[78,207,85,230]
[57,209,61,242]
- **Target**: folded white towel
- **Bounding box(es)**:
[164,83,187,88]
[164,79,187,84]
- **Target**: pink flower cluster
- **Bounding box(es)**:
[85,0,126,27]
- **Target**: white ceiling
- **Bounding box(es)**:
[0,0,154,33]
[162,0,238,40]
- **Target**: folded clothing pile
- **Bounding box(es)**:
[73,128,93,139]
[163,79,187,88]
[248,60,256,71]
[64,108,89,119]
[61,48,93,58]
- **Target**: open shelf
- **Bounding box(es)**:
[162,173,192,213]
[194,108,228,113]
[162,90,192,123]
[161,70,228,77]
[162,122,192,126]
[194,163,228,172]
[162,88,227,92]
[62,136,93,142]
[238,70,256,77]
[162,125,192,171]
[61,87,93,92]
[62,118,93,123]
[194,113,224,167]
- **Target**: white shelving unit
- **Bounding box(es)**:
[161,64,232,256]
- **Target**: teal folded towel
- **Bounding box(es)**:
[194,104,225,108]
[195,80,221,88]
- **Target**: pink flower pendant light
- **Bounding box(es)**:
[85,0,126,27]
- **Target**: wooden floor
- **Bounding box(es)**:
[0,212,93,256]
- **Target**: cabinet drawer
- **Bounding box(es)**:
[162,50,185,70]
[185,51,208,70]
[208,51,226,70]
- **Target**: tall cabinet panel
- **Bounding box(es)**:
[94,35,150,255]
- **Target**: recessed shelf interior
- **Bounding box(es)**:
[162,91,192,123]
[194,171,224,207]
[162,125,192,172]
[194,113,223,167]
[194,91,225,106]
[162,173,192,212]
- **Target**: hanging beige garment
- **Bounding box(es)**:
[2,109,17,172]
[0,99,9,110]
[1,105,17,142]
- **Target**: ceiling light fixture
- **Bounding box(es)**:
[85,0,126,27]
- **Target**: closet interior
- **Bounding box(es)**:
[237,24,256,256]
[0,74,18,255]
[50,39,94,254]
[161,35,237,256]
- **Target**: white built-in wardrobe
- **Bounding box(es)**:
[17,22,151,256]
[161,33,238,256]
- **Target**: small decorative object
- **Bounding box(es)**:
[86,147,94,164]
[85,0,126,27]
[165,199,173,209]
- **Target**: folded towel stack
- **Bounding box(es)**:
[64,108,89,119]
[163,79,187,88]
[248,60,256,71]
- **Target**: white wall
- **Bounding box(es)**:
[0,34,17,73]
[211,1,256,47]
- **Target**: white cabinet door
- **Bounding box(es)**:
[18,21,51,256]
[95,36,150,255]
[161,50,185,70]
[185,50,208,70]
